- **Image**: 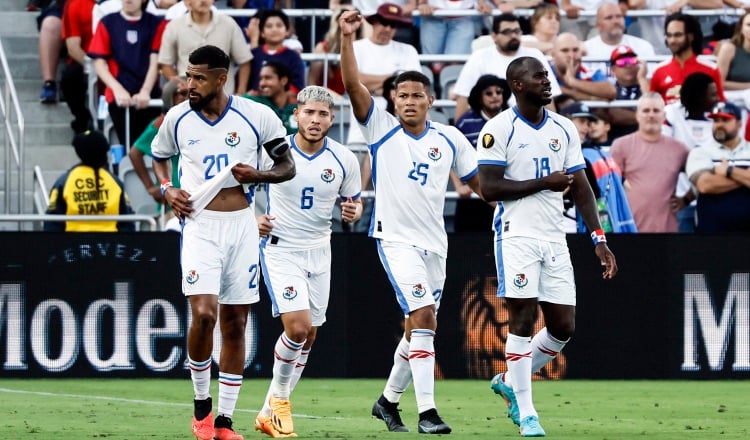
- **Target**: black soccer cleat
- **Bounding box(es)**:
[417,409,452,435]
[372,396,409,432]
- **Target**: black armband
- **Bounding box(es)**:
[264,137,289,160]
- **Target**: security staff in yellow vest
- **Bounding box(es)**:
[45,130,135,231]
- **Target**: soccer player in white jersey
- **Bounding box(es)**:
[477,57,617,437]
[151,45,295,440]
[339,10,483,435]
[253,86,363,438]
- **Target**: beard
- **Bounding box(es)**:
[189,91,217,112]
[503,39,520,52]
[713,129,736,143]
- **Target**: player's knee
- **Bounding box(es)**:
[408,305,437,330]
[549,322,575,341]
[192,309,217,330]
[285,321,312,344]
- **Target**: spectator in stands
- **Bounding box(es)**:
[409,0,492,56]
[650,13,725,105]
[610,93,690,232]
[626,0,680,56]
[91,0,160,34]
[560,102,594,148]
[158,0,251,95]
[520,3,560,55]
[608,45,648,136]
[453,13,560,119]
[226,0,280,34]
[128,77,188,229]
[45,130,135,232]
[716,11,750,92]
[88,0,165,147]
[37,0,65,104]
[663,72,718,232]
[60,0,95,133]
[551,33,616,101]
[308,5,361,97]
[553,93,575,113]
[559,0,609,41]
[577,110,637,234]
[243,61,298,134]
[584,2,655,78]
[453,74,507,232]
[248,9,306,95]
[455,74,510,147]
[687,101,750,233]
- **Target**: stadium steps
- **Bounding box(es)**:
[0,5,77,221]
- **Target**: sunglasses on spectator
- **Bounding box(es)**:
[498,28,523,36]
[613,57,638,67]
[375,19,399,28]
[484,88,505,96]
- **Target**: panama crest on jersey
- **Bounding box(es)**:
[549,138,561,152]
[283,286,297,300]
[412,283,427,298]
[186,270,199,284]
[428,147,442,161]
[225,131,240,147]
[513,273,528,288]
[321,168,335,183]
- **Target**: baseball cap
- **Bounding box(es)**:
[72,130,110,167]
[708,101,743,120]
[560,102,599,121]
[366,3,413,28]
[610,45,637,63]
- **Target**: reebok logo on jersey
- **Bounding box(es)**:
[482,133,495,149]
[188,139,200,145]
[518,143,529,149]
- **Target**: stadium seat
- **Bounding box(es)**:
[428,108,450,125]
[331,103,350,145]
[118,155,161,218]
[438,64,463,100]
[421,65,436,97]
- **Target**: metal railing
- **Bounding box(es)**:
[0,214,158,231]
[32,165,49,215]
[0,39,25,215]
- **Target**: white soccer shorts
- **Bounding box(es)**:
[376,240,446,316]
[180,207,261,305]
[260,240,331,327]
[495,236,576,305]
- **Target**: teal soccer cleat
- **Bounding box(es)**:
[519,415,546,437]
[490,373,520,426]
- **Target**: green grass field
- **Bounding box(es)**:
[0,378,747,439]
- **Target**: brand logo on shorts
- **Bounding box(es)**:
[186,270,199,284]
[225,132,240,147]
[513,273,528,288]
[482,133,494,149]
[428,147,442,161]
[549,138,561,152]
[321,168,335,183]
[412,283,426,298]
[283,286,297,300]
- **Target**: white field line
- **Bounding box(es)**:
[0,387,345,420]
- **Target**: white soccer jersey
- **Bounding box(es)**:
[359,101,478,257]
[151,96,287,199]
[477,107,585,243]
[261,134,362,249]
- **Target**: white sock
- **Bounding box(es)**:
[503,328,568,385]
[531,327,568,373]
[506,333,536,420]
[382,335,412,403]
[270,333,305,399]
[290,348,310,391]
[217,372,242,419]
[188,357,212,401]
[409,329,436,414]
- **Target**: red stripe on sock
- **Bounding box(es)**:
[274,351,298,364]
[538,345,559,356]
[409,350,435,359]
[505,351,532,361]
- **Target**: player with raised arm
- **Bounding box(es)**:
[339,10,484,435]
[253,85,363,438]
[151,45,295,440]
[477,56,617,437]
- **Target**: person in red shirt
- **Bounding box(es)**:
[650,13,725,105]
[61,0,96,133]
